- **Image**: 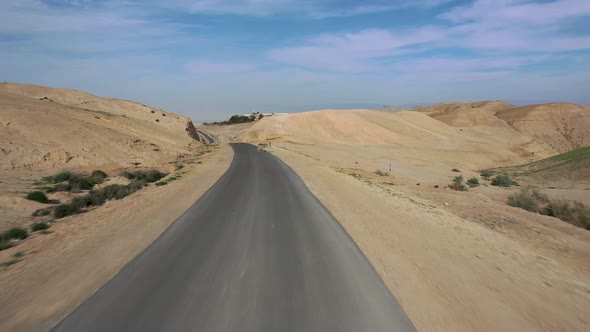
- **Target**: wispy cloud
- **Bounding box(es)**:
[159,0,452,18]
[268,0,590,74]
[269,28,446,72]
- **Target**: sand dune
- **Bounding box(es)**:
[0,83,202,171]
[414,101,590,154]
[495,103,590,153]
[240,101,589,171]
[240,108,558,171]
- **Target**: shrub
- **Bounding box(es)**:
[101,184,131,200]
[54,183,71,192]
[54,203,81,218]
[128,180,146,192]
[449,175,468,191]
[466,177,480,187]
[31,222,50,232]
[0,243,14,251]
[90,170,108,183]
[88,190,107,206]
[156,181,168,186]
[51,171,73,183]
[374,169,389,176]
[451,168,461,172]
[508,188,590,230]
[434,185,439,188]
[491,174,518,187]
[124,170,167,183]
[3,228,28,240]
[68,176,95,192]
[26,191,49,203]
[480,170,493,180]
[508,187,548,212]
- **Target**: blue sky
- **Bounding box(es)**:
[1,0,589,121]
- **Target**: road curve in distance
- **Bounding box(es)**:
[51,143,415,332]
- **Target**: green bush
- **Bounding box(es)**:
[90,170,108,182]
[51,171,73,183]
[508,187,548,212]
[3,228,28,240]
[128,180,146,192]
[491,174,518,187]
[68,176,95,192]
[102,184,131,200]
[451,168,461,172]
[508,188,590,230]
[374,169,389,176]
[26,191,49,203]
[54,203,82,218]
[45,187,57,193]
[54,183,71,192]
[155,181,168,186]
[466,177,480,187]
[480,170,493,180]
[31,222,50,232]
[124,170,167,183]
[448,175,468,191]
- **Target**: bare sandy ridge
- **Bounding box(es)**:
[0,83,202,171]
[0,82,208,235]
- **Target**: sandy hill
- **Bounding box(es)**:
[0,83,202,171]
[411,100,514,114]
[238,109,559,171]
[412,101,590,154]
[487,146,590,189]
[495,103,590,153]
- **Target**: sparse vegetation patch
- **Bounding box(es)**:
[508,188,590,230]
[31,222,50,232]
[374,169,389,176]
[449,175,468,191]
[491,174,518,187]
[480,170,493,180]
[466,177,480,187]
[0,228,29,251]
[26,191,49,203]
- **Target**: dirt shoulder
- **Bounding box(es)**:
[0,144,233,332]
[271,143,590,332]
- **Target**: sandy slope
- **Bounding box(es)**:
[239,109,558,175]
[0,83,202,170]
[413,100,590,154]
[0,145,233,332]
[0,83,207,233]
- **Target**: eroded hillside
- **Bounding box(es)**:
[0,83,203,170]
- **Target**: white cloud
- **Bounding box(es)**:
[159,0,453,18]
[269,28,447,72]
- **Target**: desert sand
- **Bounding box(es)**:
[0,83,207,231]
[206,101,590,331]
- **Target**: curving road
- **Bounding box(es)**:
[52,143,415,332]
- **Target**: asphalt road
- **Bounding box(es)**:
[52,143,415,332]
